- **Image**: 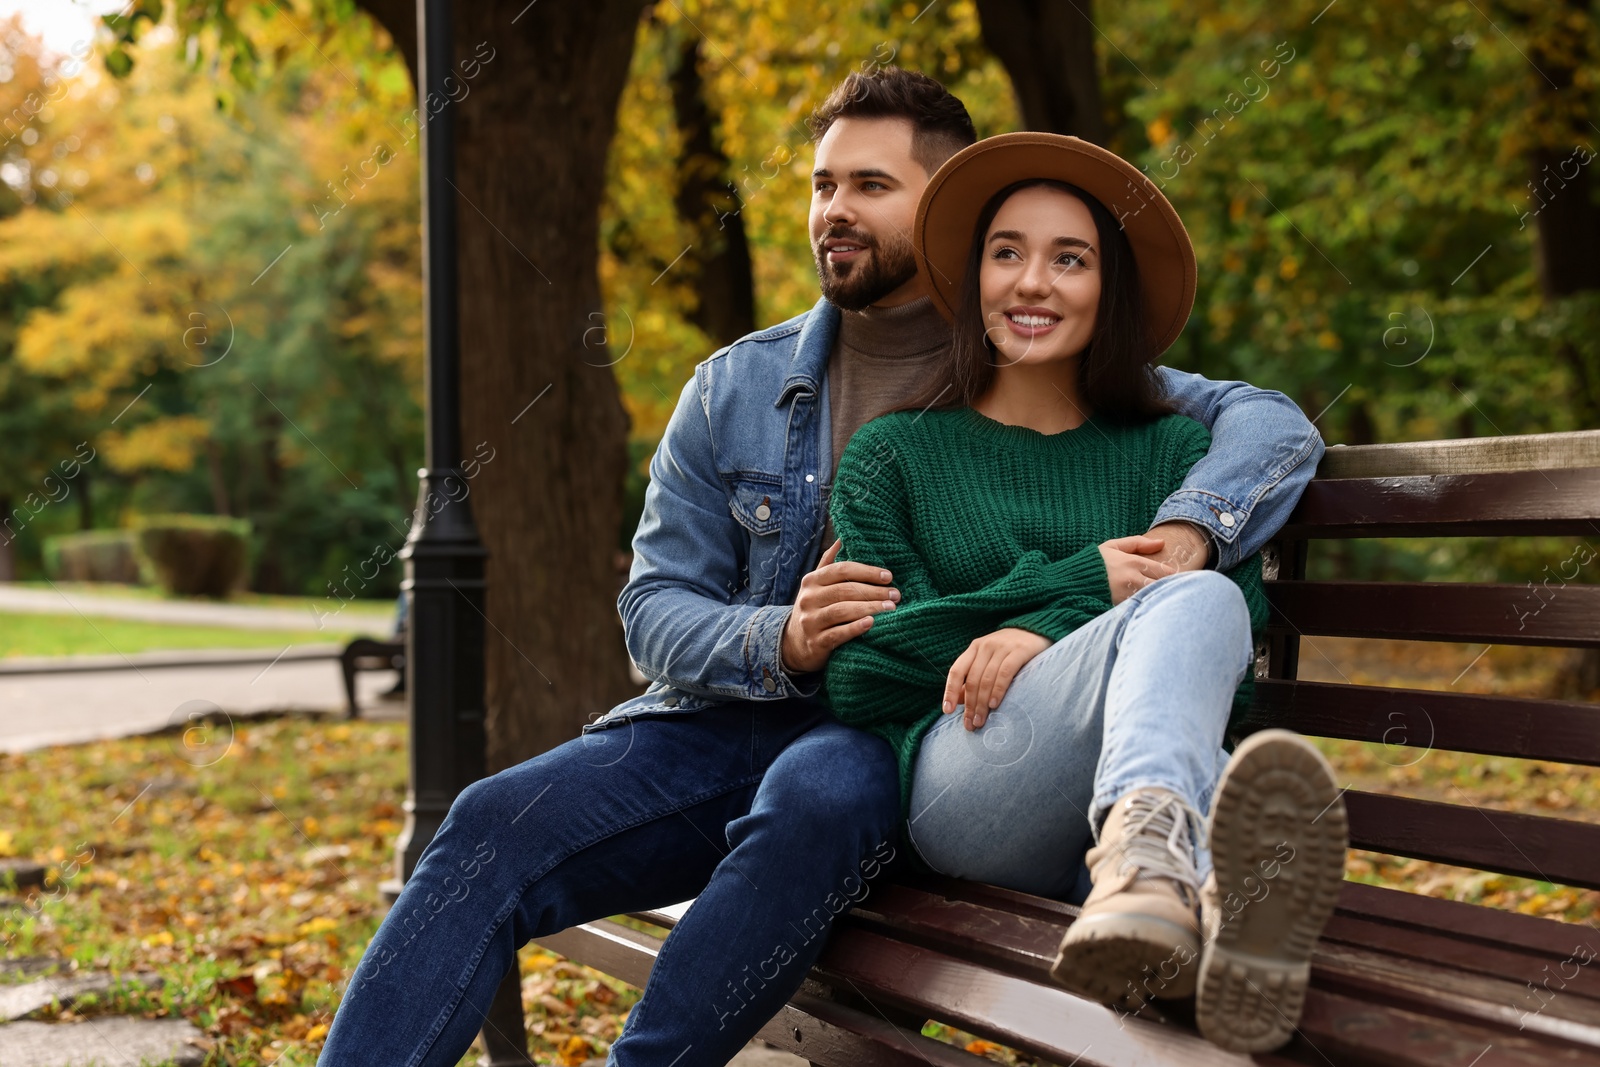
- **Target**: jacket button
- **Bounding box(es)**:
[663,695,680,707]
[762,674,778,692]
[755,504,772,521]
[1220,513,1236,528]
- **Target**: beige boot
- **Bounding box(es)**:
[1049,788,1204,1009]
[1196,729,1348,1053]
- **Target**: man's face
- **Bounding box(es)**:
[809,117,929,310]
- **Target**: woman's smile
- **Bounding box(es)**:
[1002,305,1064,337]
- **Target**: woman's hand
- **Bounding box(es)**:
[1099,534,1177,606]
[942,627,1053,731]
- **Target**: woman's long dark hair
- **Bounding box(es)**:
[883,179,1178,425]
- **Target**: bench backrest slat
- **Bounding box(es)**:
[1345,791,1600,891]
[1315,429,1600,478]
[1281,467,1600,538]
[1269,581,1600,647]
[1237,679,1600,767]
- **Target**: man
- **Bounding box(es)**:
[318,67,1325,1067]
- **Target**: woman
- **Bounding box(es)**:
[820,132,1347,1052]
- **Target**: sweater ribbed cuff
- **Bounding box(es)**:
[1040,542,1112,604]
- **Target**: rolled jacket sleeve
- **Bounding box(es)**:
[1152,366,1325,571]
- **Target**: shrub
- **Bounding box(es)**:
[133,514,254,599]
[41,530,142,584]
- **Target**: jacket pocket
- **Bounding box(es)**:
[726,475,784,599]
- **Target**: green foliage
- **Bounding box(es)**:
[1098,0,1589,437]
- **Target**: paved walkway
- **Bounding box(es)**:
[0,584,391,632]
[0,652,401,753]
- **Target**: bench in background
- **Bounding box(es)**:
[339,637,404,719]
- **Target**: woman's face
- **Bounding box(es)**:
[978,185,1102,368]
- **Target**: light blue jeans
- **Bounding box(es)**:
[906,569,1255,902]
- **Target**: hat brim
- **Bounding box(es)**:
[912,132,1196,356]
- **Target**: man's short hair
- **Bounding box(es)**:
[808,67,977,176]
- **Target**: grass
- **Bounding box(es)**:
[0,611,371,659]
[1,637,1595,1065]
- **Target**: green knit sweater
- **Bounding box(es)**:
[819,405,1269,823]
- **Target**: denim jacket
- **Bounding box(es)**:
[586,298,1324,733]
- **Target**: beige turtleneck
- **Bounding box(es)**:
[821,296,951,547]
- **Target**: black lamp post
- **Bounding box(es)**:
[386,0,487,899]
[384,1,530,1062]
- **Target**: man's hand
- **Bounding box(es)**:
[942,627,1052,731]
[1099,534,1178,606]
[779,538,900,675]
[1143,520,1212,573]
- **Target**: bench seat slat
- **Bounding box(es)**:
[1317,923,1600,1034]
[889,876,1600,1004]
[1345,791,1600,890]
[855,882,1600,1010]
[532,920,981,1066]
[1297,986,1600,1066]
[1267,581,1600,647]
[1335,881,1600,962]
[1236,679,1600,766]
[844,880,1600,1034]
[812,928,1299,1067]
[1278,466,1600,538]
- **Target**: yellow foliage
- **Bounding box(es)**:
[100,414,211,473]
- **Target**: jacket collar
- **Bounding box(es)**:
[775,297,840,408]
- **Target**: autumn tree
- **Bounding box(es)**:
[0,12,424,595]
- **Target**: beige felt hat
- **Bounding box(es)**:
[913,131,1197,355]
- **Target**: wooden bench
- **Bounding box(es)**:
[534,427,1600,1066]
[338,637,405,719]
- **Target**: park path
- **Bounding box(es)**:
[0,581,395,752]
[0,651,399,753]
[0,583,391,632]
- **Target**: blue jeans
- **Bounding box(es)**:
[906,569,1255,901]
[317,701,901,1067]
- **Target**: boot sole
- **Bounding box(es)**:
[1050,910,1201,1007]
[1197,729,1348,1053]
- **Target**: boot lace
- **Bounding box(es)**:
[1112,791,1206,905]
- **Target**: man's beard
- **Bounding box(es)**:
[813,228,919,312]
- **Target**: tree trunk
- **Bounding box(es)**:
[206,439,230,517]
[1523,0,1600,695]
[0,496,14,582]
[670,36,756,347]
[974,0,1108,142]
[76,470,93,530]
[253,407,287,594]
[353,0,648,772]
